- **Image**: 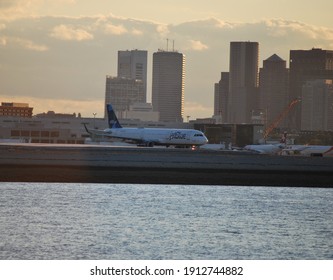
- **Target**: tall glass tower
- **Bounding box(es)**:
[227,42,259,123]
[152,50,185,122]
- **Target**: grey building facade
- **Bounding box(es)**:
[301,79,333,131]
[104,76,145,118]
[152,50,185,122]
[259,54,289,129]
[289,48,333,131]
[227,42,259,124]
[117,50,148,102]
[214,72,229,123]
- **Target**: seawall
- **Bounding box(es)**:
[1,144,333,187]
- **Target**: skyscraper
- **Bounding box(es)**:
[214,72,229,123]
[104,76,144,118]
[289,48,333,131]
[152,50,185,122]
[301,79,333,131]
[117,50,148,102]
[104,50,147,118]
[259,54,289,129]
[227,42,259,123]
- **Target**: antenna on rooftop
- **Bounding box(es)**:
[166,38,169,51]
[173,40,175,52]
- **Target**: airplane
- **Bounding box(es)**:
[84,104,208,148]
[280,145,333,157]
[243,144,285,155]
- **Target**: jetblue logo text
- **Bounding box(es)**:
[169,131,186,140]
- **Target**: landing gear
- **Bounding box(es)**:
[137,142,155,147]
[146,142,154,147]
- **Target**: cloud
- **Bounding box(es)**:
[0,37,6,46]
[264,18,333,40]
[131,28,143,36]
[0,36,48,51]
[104,23,128,35]
[50,24,93,41]
[0,0,16,9]
[0,0,78,21]
[0,0,38,21]
[156,24,169,37]
[2,15,333,119]
[15,37,48,51]
[188,40,208,51]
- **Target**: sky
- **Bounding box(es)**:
[1,0,333,119]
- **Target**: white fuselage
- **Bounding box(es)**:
[243,144,284,155]
[281,145,333,157]
[103,127,208,146]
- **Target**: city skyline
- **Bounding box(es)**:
[1,1,333,119]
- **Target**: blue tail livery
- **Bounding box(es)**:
[107,104,122,128]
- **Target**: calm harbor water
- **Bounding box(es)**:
[0,183,332,260]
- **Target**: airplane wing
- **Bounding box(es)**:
[83,123,111,137]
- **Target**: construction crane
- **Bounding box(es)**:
[263,98,301,140]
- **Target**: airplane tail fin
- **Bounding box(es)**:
[107,104,122,128]
[83,123,91,134]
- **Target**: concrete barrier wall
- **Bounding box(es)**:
[1,144,333,187]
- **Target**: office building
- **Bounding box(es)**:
[289,48,333,131]
[227,42,259,123]
[117,50,148,101]
[0,102,33,118]
[152,50,185,122]
[104,76,144,118]
[301,79,333,131]
[214,72,229,123]
[259,54,289,129]
[122,103,159,122]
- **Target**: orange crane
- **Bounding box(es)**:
[263,98,301,140]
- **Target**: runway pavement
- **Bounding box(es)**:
[1,143,333,187]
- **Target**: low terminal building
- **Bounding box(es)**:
[0,115,98,144]
[0,101,263,146]
[193,123,263,147]
[0,114,262,146]
[0,112,193,144]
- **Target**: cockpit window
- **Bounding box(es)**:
[194,134,204,137]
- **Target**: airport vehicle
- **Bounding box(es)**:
[84,104,208,148]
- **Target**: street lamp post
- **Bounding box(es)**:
[93,113,97,129]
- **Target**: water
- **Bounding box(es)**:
[0,183,332,260]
